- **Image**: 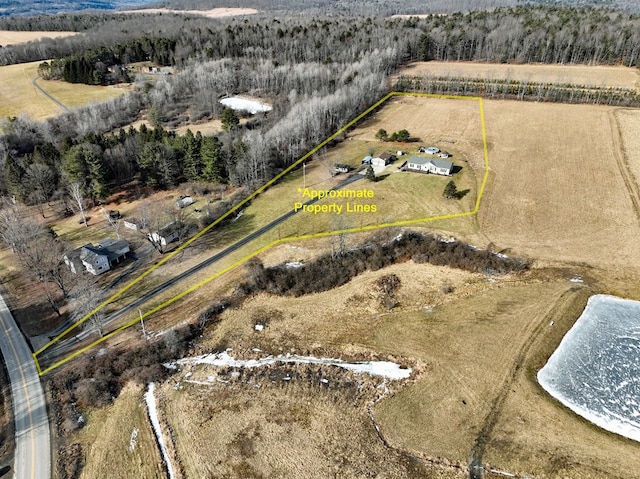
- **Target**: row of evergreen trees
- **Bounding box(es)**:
[38,37,176,85]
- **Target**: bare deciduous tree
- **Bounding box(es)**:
[69,182,88,227]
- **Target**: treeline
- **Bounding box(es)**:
[40,37,176,84]
[3,6,640,69]
[396,75,640,106]
[241,231,529,297]
[412,6,640,66]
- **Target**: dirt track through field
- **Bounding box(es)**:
[468,287,583,478]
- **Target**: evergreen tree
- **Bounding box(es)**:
[443,180,458,199]
[221,108,240,132]
[365,165,376,182]
[200,136,225,183]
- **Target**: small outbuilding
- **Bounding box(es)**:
[333,163,351,174]
[176,195,195,209]
[149,222,183,247]
[372,152,394,167]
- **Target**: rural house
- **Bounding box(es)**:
[371,152,394,167]
[64,238,130,275]
[149,221,183,247]
[406,156,454,176]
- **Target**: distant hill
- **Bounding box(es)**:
[0,0,156,17]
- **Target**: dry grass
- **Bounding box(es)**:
[0,61,129,120]
[74,382,164,479]
[159,368,462,479]
[399,61,640,90]
[0,30,77,46]
[479,100,640,271]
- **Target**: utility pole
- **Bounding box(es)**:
[139,308,147,341]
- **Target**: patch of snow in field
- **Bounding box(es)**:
[285,261,304,268]
[145,383,176,479]
[129,428,138,452]
[178,351,411,380]
[220,97,272,114]
[538,295,640,442]
[254,324,264,331]
[569,275,584,283]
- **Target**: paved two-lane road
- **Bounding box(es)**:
[0,293,50,479]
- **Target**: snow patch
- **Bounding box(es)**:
[129,428,138,452]
[178,351,411,380]
[285,261,304,268]
[220,96,272,114]
[254,324,264,331]
[145,383,177,479]
[538,295,640,442]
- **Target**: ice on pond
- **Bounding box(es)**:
[538,294,640,442]
[219,96,272,114]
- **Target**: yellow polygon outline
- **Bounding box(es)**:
[34,92,490,375]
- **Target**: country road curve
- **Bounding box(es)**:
[0,292,51,479]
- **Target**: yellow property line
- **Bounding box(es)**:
[35,91,490,375]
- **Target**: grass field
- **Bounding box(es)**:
[0,61,129,120]
[399,61,640,90]
[479,100,640,272]
[74,382,164,479]
[0,30,77,46]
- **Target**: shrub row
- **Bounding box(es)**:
[242,231,528,297]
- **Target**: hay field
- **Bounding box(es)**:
[479,100,640,270]
[400,61,640,90]
[159,377,452,479]
[0,30,77,46]
[0,61,128,120]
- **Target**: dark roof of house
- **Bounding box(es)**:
[80,239,130,263]
[157,221,183,237]
[377,152,393,160]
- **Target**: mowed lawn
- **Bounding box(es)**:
[479,100,640,269]
[0,61,129,120]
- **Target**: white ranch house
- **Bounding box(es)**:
[406,156,454,176]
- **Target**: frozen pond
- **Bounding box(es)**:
[219,96,272,114]
[538,294,640,442]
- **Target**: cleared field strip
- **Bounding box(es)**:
[0,61,128,120]
[0,30,77,46]
[34,92,490,375]
[400,61,640,90]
